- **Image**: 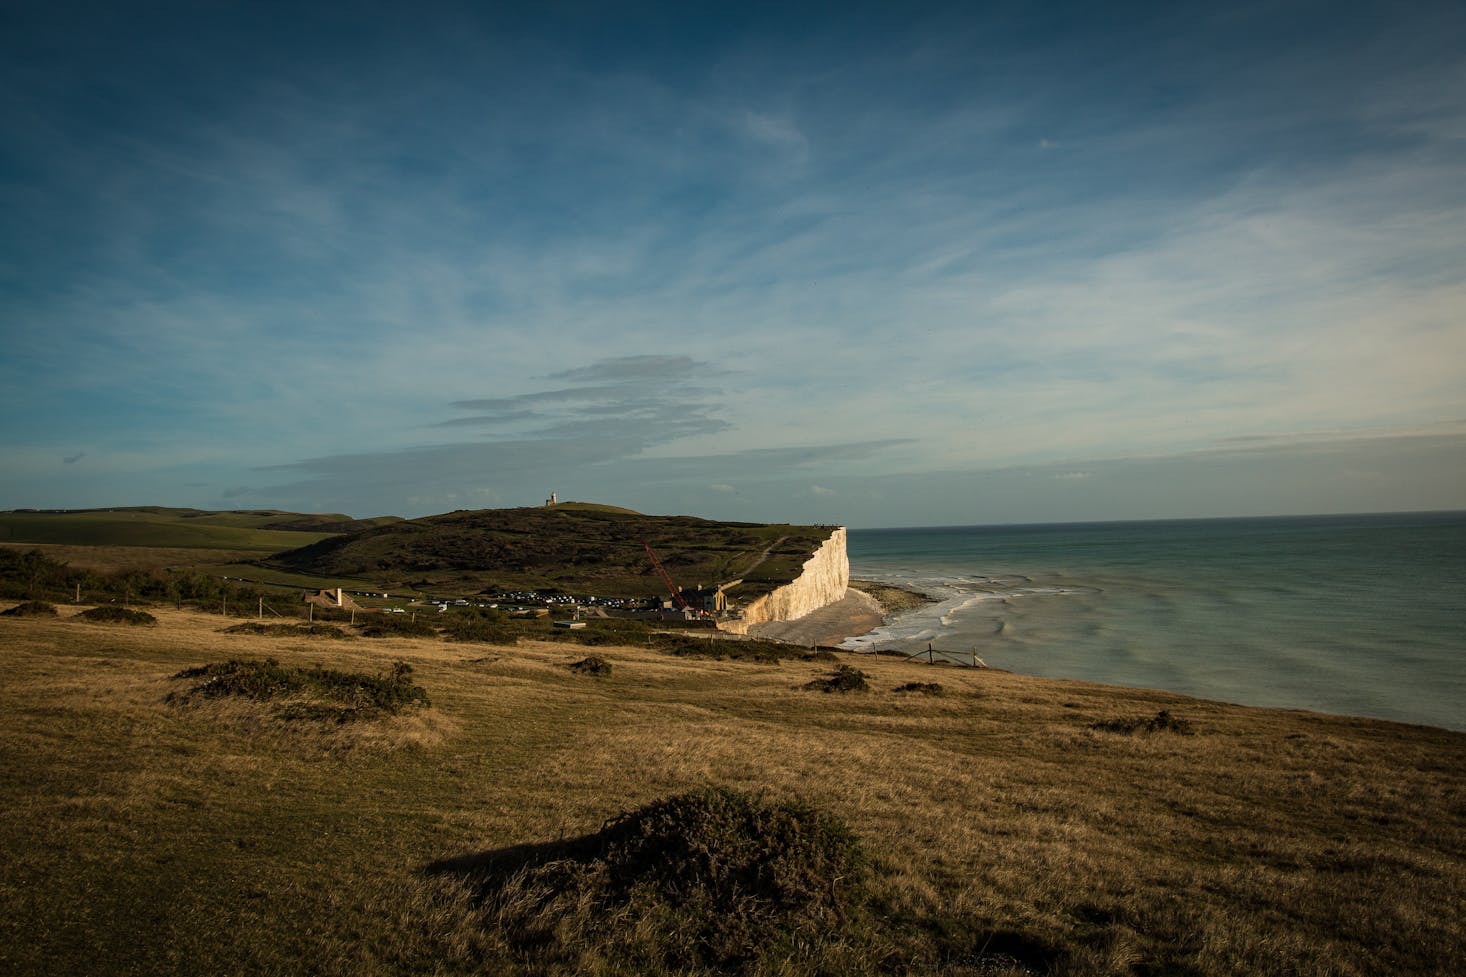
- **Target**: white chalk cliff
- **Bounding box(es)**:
[721,528,849,634]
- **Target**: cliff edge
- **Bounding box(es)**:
[721,528,849,634]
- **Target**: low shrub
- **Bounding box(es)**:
[440,616,520,645]
[558,627,626,646]
[652,631,788,662]
[1089,709,1194,735]
[569,655,612,677]
[804,664,870,693]
[168,657,429,721]
[2,600,58,617]
[462,788,869,973]
[358,615,439,639]
[893,682,944,695]
[77,606,156,626]
[222,622,350,639]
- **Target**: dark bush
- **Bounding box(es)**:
[652,631,787,662]
[596,789,867,961]
[0,549,78,600]
[440,616,520,645]
[569,655,612,676]
[893,682,944,695]
[222,622,350,639]
[804,664,870,693]
[77,606,156,626]
[168,657,428,720]
[173,657,299,700]
[1089,709,1195,735]
[468,788,869,972]
[358,615,439,639]
[2,599,58,617]
[559,627,624,646]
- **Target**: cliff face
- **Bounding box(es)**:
[722,528,849,634]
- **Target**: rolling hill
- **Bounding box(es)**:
[0,506,401,552]
[261,502,837,599]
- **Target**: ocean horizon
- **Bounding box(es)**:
[843,510,1466,732]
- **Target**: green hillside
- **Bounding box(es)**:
[0,507,401,553]
[263,503,836,599]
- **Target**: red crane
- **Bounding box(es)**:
[643,540,691,612]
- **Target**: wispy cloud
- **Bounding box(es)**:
[2,3,1462,522]
[433,356,730,444]
[738,109,810,162]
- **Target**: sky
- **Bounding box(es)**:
[2,0,1464,529]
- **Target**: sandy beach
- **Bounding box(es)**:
[745,587,887,647]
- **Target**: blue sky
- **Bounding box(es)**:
[2,0,1463,528]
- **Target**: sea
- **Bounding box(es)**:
[841,511,1466,732]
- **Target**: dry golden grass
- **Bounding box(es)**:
[1,602,1462,976]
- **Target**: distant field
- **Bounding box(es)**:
[0,542,268,573]
[0,510,340,552]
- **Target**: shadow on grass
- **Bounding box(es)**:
[423,834,599,897]
[418,789,1067,976]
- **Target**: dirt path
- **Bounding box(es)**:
[731,535,789,581]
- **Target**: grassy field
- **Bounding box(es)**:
[0,542,271,573]
[0,509,341,552]
[1,604,1462,976]
[196,562,395,596]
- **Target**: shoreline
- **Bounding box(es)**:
[807,580,1466,734]
[841,515,1466,735]
[848,578,936,616]
[741,579,935,648]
